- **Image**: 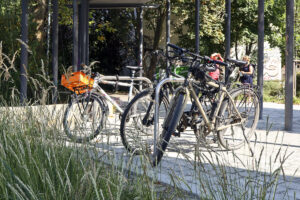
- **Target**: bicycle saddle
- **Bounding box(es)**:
[126,66,143,71]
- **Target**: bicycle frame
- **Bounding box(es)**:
[187,80,244,132]
[153,76,245,150]
[90,75,153,114]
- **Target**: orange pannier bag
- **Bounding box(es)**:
[61,71,94,94]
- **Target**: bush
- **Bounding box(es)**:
[263,80,285,103]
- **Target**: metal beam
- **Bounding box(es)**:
[52,0,59,103]
[195,0,200,54]
[225,0,231,84]
[257,0,264,119]
[20,0,28,104]
[285,0,294,131]
[73,0,79,71]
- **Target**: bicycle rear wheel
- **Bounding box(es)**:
[152,88,187,166]
[120,89,169,155]
[63,93,107,143]
[217,87,260,150]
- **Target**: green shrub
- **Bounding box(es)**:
[263,80,285,103]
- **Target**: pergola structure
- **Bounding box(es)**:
[20,0,295,130]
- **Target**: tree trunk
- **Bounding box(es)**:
[146,8,166,79]
[32,0,48,57]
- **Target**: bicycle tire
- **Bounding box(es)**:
[63,93,107,143]
[120,88,169,155]
[217,87,260,150]
[152,88,187,166]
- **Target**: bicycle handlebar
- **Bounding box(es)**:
[167,43,229,68]
[226,58,247,66]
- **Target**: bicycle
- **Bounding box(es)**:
[119,49,187,155]
[62,66,152,143]
[151,44,260,166]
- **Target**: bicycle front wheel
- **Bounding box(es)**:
[217,87,260,150]
[120,89,169,155]
[63,93,107,143]
[152,88,187,166]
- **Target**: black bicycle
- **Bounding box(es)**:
[119,48,187,155]
[151,44,260,166]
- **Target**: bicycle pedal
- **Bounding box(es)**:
[172,132,181,137]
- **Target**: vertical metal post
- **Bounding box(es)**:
[225,0,231,84]
[86,2,89,65]
[257,0,264,119]
[139,7,144,77]
[195,0,200,54]
[80,0,88,66]
[73,0,79,71]
[20,0,29,104]
[52,0,59,104]
[285,0,294,131]
[78,4,82,67]
[166,0,171,73]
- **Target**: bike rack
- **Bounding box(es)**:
[154,77,185,151]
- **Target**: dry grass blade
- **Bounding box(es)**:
[16,38,32,54]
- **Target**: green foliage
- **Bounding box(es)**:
[263,80,285,103]
[263,79,300,104]
[265,0,286,64]
[89,9,138,75]
[172,0,226,55]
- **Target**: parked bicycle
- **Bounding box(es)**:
[119,48,188,155]
[151,44,260,166]
[61,66,152,143]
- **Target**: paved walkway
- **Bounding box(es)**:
[89,99,300,199]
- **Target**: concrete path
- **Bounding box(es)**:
[89,98,300,199]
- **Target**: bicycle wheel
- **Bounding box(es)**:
[217,87,260,150]
[120,89,169,155]
[63,93,107,143]
[152,87,188,166]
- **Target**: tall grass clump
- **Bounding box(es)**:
[0,97,159,199]
[0,43,157,199]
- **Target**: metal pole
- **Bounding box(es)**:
[257,0,264,119]
[20,0,28,104]
[195,0,200,54]
[225,0,231,84]
[78,4,82,67]
[80,0,88,65]
[166,0,171,73]
[73,0,79,71]
[139,7,144,78]
[285,0,294,131]
[86,2,89,65]
[52,0,59,104]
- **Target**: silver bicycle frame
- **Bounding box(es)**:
[93,75,153,114]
